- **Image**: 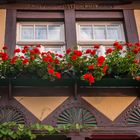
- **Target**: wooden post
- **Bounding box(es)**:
[64,9,77,49]
[5,9,16,57]
[123,10,139,43]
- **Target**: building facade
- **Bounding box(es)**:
[0,0,140,140]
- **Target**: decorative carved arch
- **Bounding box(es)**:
[0,96,39,124]
[42,96,111,126]
[113,98,140,127]
[0,105,26,124]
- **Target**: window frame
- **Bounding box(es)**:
[16,22,65,44]
[76,21,126,45]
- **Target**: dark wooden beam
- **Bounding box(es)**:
[8,86,139,97]
[64,9,77,49]
[123,10,139,43]
[5,9,16,57]
[76,11,123,20]
[17,11,64,21]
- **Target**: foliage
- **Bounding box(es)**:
[0,42,140,84]
[0,122,91,140]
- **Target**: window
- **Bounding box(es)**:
[16,22,65,54]
[77,22,125,55]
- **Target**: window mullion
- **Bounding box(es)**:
[92,25,94,41]
[105,25,108,40]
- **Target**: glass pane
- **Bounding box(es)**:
[35,25,47,40]
[48,25,61,41]
[107,25,121,40]
[21,25,34,40]
[94,25,106,40]
[80,25,93,40]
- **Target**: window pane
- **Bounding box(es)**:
[48,25,61,41]
[35,25,47,40]
[94,25,106,40]
[80,25,93,40]
[107,25,121,40]
[21,25,34,40]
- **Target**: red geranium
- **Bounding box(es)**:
[83,73,95,84]
[30,50,36,55]
[55,72,61,79]
[34,48,40,54]
[91,50,96,55]
[54,58,60,64]
[106,48,113,54]
[71,55,78,60]
[22,49,27,53]
[97,56,105,66]
[113,42,123,50]
[132,47,139,54]
[3,45,8,50]
[88,64,94,70]
[74,50,82,56]
[48,69,54,75]
[22,58,29,64]
[94,44,100,49]
[1,52,8,61]
[103,65,108,73]
[66,48,72,54]
[14,48,20,53]
[43,55,53,63]
[10,56,17,64]
[24,45,29,50]
[85,49,91,54]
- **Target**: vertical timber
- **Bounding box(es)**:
[123,10,139,43]
[64,9,77,49]
[5,9,16,57]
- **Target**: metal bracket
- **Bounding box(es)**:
[74,81,78,100]
[8,79,12,99]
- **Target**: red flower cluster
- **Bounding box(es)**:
[70,50,83,61]
[83,73,95,84]
[106,48,113,54]
[113,42,123,50]
[97,56,105,66]
[85,49,96,55]
[0,52,9,61]
[88,64,94,70]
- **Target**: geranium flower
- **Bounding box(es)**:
[97,56,105,66]
[55,72,61,79]
[106,48,113,54]
[71,55,78,60]
[22,58,29,64]
[103,65,108,73]
[74,50,82,56]
[66,48,72,54]
[48,69,54,75]
[94,44,100,49]
[10,56,17,64]
[88,64,94,70]
[14,48,20,53]
[83,73,95,84]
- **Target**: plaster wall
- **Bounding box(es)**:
[134,10,140,40]
[0,9,6,49]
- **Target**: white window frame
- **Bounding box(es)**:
[76,21,125,44]
[16,22,65,43]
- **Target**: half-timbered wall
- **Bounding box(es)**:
[0,1,140,139]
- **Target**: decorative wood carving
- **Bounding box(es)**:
[0,96,39,124]
[42,97,111,126]
[0,106,26,124]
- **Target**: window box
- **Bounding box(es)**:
[0,78,139,87]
